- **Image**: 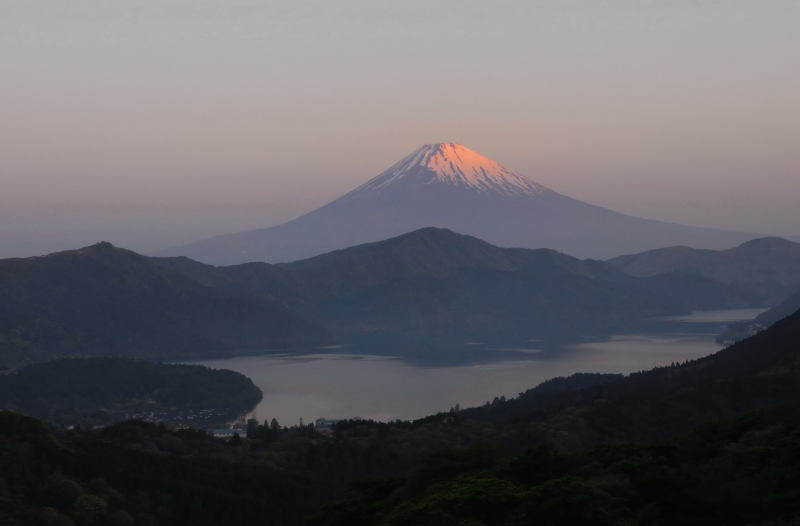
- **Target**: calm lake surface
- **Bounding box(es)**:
[193,308,765,425]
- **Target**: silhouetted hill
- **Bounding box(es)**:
[608,236,800,304]
[273,228,757,354]
[313,402,800,526]
[0,243,329,366]
[0,411,315,526]
[0,230,759,366]
[0,357,262,427]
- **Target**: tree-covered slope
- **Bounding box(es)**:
[312,402,800,526]
[3,400,800,526]
[0,243,329,366]
[274,228,756,352]
[0,358,262,427]
[0,411,316,526]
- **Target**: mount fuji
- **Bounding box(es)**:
[162,143,758,265]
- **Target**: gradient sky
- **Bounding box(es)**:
[1,1,798,257]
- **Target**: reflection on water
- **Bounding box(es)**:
[192,308,764,425]
[658,308,766,323]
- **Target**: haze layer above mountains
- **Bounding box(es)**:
[162,143,759,265]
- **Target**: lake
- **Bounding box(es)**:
[192,308,765,425]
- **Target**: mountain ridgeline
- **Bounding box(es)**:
[0,242,329,366]
[269,228,759,356]
[0,229,764,366]
[608,236,800,305]
[159,143,757,264]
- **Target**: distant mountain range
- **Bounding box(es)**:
[608,236,800,305]
[0,228,761,367]
[159,143,758,264]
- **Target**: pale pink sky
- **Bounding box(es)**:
[1,1,798,257]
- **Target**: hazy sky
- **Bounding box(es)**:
[1,1,798,257]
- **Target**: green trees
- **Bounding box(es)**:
[0,411,317,525]
[311,402,800,525]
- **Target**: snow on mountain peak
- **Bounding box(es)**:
[351,143,547,196]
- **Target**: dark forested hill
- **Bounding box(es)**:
[272,228,756,354]
[608,236,800,305]
[0,243,329,366]
[0,411,317,526]
[0,229,759,366]
[0,357,262,427]
[312,402,800,526]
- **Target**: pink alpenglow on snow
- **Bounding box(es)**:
[355,143,546,196]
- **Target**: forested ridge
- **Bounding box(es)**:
[0,243,328,367]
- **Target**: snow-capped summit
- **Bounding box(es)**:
[351,143,546,196]
[160,143,758,265]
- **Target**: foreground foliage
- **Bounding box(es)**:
[2,401,800,526]
[313,402,800,526]
[0,411,319,526]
